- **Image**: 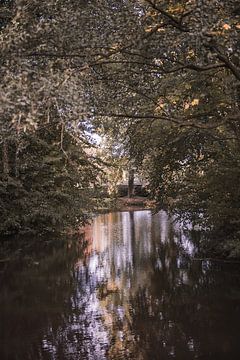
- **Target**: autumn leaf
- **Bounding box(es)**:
[187,50,195,59]
[185,84,192,90]
[191,99,199,106]
[145,26,154,32]
[223,23,231,30]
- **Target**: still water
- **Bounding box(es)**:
[1,210,240,360]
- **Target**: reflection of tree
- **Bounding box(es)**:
[2,213,240,359]
[0,237,93,360]
[128,232,240,360]
[130,211,136,266]
[90,212,240,360]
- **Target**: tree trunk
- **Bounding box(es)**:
[128,168,134,198]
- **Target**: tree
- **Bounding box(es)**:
[1,0,240,252]
[89,0,240,256]
[0,0,113,234]
[0,116,103,234]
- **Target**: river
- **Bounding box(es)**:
[1,210,240,359]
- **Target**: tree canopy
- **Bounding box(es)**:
[0,0,240,255]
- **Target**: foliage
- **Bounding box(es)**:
[0,0,240,254]
[88,0,240,256]
[0,120,102,235]
[0,0,107,235]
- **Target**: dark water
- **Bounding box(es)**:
[1,211,240,360]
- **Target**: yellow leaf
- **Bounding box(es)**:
[223,23,231,30]
[187,50,195,59]
[111,43,119,50]
[191,99,199,106]
[145,26,153,33]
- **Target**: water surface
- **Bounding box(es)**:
[1,210,240,359]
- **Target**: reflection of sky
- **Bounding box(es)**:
[91,211,156,280]
[3,212,240,360]
[173,217,195,256]
[41,210,196,359]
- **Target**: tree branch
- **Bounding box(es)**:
[94,112,230,129]
[205,43,240,81]
[145,0,189,32]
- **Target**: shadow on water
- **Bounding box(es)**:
[1,211,240,359]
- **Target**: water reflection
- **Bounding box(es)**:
[1,211,240,359]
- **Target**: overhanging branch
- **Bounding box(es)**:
[145,0,189,32]
[94,112,231,129]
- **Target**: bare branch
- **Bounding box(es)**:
[204,43,240,81]
[145,0,189,32]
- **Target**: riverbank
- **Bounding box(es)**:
[99,196,155,212]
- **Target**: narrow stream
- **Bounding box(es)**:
[1,210,240,359]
